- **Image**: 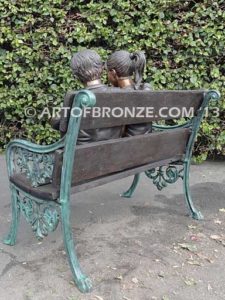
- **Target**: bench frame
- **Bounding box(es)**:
[2,89,220,293]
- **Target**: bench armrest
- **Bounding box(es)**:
[152,121,192,131]
[6,89,96,191]
[6,138,65,187]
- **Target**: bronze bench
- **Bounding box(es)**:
[3,89,220,293]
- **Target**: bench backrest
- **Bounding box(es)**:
[52,89,214,194]
[59,90,203,132]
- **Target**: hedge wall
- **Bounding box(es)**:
[0,0,224,161]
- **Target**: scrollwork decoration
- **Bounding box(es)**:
[14,147,54,187]
[145,165,184,191]
[17,192,60,240]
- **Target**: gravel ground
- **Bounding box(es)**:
[0,154,225,300]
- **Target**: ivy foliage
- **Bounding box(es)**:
[0,0,224,160]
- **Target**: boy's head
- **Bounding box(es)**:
[71,49,103,84]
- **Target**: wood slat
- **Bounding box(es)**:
[11,155,184,201]
[67,128,190,185]
[10,174,59,201]
[60,90,204,131]
[71,155,183,194]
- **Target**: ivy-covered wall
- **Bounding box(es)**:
[0,0,224,160]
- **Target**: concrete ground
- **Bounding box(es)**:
[0,154,224,300]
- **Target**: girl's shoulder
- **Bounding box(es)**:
[140,82,152,90]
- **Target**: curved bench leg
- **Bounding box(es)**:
[61,201,92,293]
[183,162,203,220]
[121,174,140,198]
[3,186,20,245]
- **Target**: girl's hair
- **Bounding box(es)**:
[71,49,103,83]
[106,50,146,89]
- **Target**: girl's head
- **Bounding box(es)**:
[106,50,146,89]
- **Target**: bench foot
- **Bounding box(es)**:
[191,211,204,220]
[3,186,20,246]
[61,201,92,293]
[76,275,92,293]
[121,174,140,198]
[183,162,204,220]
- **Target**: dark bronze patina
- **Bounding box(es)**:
[106,50,152,136]
[53,49,122,143]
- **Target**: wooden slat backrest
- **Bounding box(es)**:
[52,128,190,187]
[59,90,204,132]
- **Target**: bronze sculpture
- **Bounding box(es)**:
[106,50,152,136]
[52,49,152,140]
[53,49,122,143]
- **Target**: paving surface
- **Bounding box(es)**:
[0,154,224,300]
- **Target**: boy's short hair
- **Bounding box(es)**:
[71,49,103,83]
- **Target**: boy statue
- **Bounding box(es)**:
[52,49,122,144]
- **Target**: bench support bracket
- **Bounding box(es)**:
[121,90,220,221]
[183,160,203,220]
[3,185,20,246]
[61,201,92,293]
[3,186,60,242]
[145,165,183,190]
[121,174,140,198]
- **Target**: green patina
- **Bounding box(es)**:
[2,89,220,293]
[3,90,96,293]
[122,90,220,221]
[145,165,184,190]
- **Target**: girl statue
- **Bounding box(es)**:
[106,50,152,136]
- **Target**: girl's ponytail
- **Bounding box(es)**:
[130,51,146,90]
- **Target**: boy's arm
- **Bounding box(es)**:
[50,117,60,130]
[50,91,76,132]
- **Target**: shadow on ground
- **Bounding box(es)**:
[0,156,225,300]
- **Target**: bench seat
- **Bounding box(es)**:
[10,173,60,201]
[10,155,183,200]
